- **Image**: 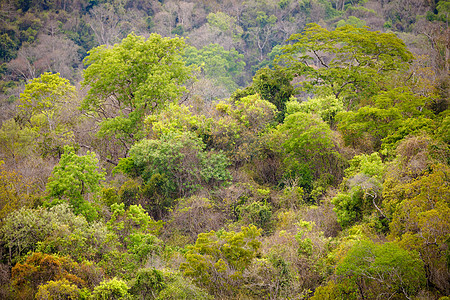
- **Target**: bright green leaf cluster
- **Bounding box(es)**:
[286,94,344,128]
[281,24,414,107]
[121,132,231,196]
[82,33,193,147]
[332,153,385,227]
[45,146,105,220]
[335,240,426,299]
[90,278,131,300]
[337,87,435,153]
[275,111,345,187]
[181,225,262,296]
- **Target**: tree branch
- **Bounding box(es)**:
[312,50,329,68]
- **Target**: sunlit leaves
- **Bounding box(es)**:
[145,103,212,141]
[275,111,345,187]
[335,240,426,299]
[181,225,262,296]
[19,72,75,120]
[45,146,105,220]
[35,279,82,300]
[17,72,78,157]
[121,132,231,197]
[90,277,132,300]
[82,33,193,149]
[332,153,386,227]
[286,94,344,128]
[281,23,414,107]
[107,203,164,238]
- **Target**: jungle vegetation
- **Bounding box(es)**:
[0,0,449,299]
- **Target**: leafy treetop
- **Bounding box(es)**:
[82,33,193,149]
[45,146,105,220]
[280,23,414,108]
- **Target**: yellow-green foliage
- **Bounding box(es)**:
[181,225,261,296]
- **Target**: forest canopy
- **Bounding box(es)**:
[0,0,449,299]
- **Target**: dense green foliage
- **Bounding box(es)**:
[118,132,231,197]
[0,0,449,299]
[81,33,193,156]
[329,240,426,299]
[280,23,414,108]
[45,145,105,220]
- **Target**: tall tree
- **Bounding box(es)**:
[17,72,78,157]
[385,163,450,294]
[334,240,426,300]
[45,146,105,221]
[280,23,414,109]
[272,111,345,190]
[81,33,193,159]
[181,225,262,298]
[251,66,294,122]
